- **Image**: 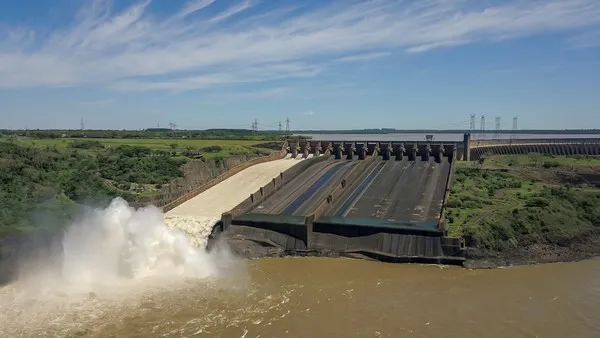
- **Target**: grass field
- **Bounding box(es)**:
[446,154,600,251]
[459,153,600,169]
[0,136,275,160]
[0,137,262,149]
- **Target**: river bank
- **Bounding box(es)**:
[446,154,600,269]
[464,229,600,269]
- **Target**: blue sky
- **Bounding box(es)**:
[1,0,600,130]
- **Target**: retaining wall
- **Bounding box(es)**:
[161,142,288,213]
[131,154,259,208]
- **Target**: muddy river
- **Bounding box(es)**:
[3,257,599,337]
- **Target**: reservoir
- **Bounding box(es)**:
[3,257,599,337]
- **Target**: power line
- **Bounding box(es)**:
[469,114,476,132]
[494,116,501,140]
[511,116,518,140]
[479,115,486,140]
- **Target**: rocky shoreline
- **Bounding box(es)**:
[464,229,600,269]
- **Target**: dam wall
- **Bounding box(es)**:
[289,135,600,163]
[218,213,465,265]
[464,136,600,161]
[470,141,600,160]
[288,139,458,162]
[210,143,465,265]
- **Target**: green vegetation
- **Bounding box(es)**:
[0,128,289,141]
[0,136,261,150]
[445,154,600,252]
[0,136,274,160]
[0,137,276,236]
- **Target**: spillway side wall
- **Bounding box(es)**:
[162,141,288,213]
[438,152,456,232]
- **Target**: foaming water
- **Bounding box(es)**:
[0,198,244,337]
[164,214,219,249]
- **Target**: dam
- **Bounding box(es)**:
[209,138,466,265]
[154,133,600,266]
[203,134,600,265]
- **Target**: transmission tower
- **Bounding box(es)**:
[254,118,259,133]
[278,120,283,133]
[469,114,476,132]
[80,118,85,131]
[494,116,501,140]
[479,115,486,140]
[168,121,177,130]
[511,116,518,140]
[285,117,290,134]
[251,120,256,135]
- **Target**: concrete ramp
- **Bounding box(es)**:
[166,157,305,218]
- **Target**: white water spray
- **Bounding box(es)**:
[0,198,243,336]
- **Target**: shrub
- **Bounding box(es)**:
[70,140,104,149]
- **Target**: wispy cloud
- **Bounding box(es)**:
[208,0,256,23]
[336,52,391,62]
[303,111,315,116]
[175,0,216,18]
[1,0,599,92]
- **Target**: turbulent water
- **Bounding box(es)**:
[1,198,600,337]
[0,198,244,337]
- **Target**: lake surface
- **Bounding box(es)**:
[297,133,600,142]
[3,257,599,337]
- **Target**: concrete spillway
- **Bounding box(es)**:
[163,157,306,247]
[211,152,464,265]
[329,158,450,223]
[250,157,450,225]
[167,157,305,218]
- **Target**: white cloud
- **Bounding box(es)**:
[303,111,315,116]
[176,0,216,18]
[208,0,256,23]
[336,52,391,62]
[1,0,599,91]
[406,40,469,54]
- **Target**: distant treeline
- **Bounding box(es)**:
[2,128,598,140]
[0,129,292,140]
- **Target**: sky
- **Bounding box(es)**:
[1,0,600,131]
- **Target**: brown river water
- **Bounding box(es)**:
[3,257,599,338]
